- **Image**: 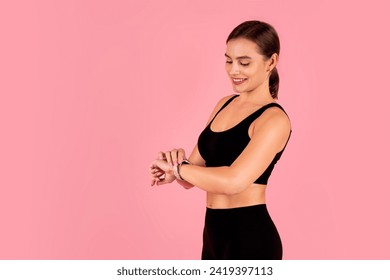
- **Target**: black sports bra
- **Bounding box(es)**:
[197,95,291,185]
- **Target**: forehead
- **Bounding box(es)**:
[225,38,261,58]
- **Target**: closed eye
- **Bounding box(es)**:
[225,61,250,66]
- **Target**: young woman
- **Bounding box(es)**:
[149,20,292,260]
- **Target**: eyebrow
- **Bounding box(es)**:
[224,53,252,60]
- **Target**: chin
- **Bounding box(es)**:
[233,88,246,94]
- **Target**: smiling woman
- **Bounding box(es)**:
[149,20,292,260]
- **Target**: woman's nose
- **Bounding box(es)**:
[229,63,240,75]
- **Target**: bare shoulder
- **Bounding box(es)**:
[213,94,237,112]
[255,105,291,129]
[251,105,291,150]
[205,94,237,125]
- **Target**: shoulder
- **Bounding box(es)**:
[251,104,291,147]
[214,94,238,110]
[255,104,291,129]
[205,94,238,125]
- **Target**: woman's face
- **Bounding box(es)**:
[225,38,274,94]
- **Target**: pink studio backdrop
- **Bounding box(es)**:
[1,0,389,259]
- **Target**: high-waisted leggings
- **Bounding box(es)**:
[201,204,282,260]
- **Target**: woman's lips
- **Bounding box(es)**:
[232,78,247,85]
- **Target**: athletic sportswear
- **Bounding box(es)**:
[197,94,291,185]
[201,204,282,260]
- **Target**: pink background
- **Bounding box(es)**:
[1,0,389,259]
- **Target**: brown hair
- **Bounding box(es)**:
[226,20,280,99]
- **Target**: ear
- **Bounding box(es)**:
[267,53,279,72]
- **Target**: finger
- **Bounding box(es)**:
[178,148,186,163]
[149,162,159,170]
[153,168,165,177]
[151,174,162,186]
[150,168,160,178]
[155,171,164,177]
[151,176,158,186]
[149,162,160,170]
[156,179,168,186]
[153,178,162,186]
[150,166,162,182]
[152,171,164,178]
[151,165,164,172]
[158,151,166,160]
[151,168,161,174]
[170,149,178,165]
[150,172,156,186]
[150,169,163,178]
[164,151,173,167]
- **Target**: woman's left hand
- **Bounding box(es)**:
[149,159,176,186]
[159,148,187,167]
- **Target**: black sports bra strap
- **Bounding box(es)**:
[209,95,239,123]
[244,102,291,129]
[256,102,289,119]
[264,102,285,112]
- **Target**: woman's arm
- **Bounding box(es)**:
[153,95,237,189]
[178,108,291,195]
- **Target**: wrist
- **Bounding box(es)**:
[174,159,191,181]
[173,164,183,181]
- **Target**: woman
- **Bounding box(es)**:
[149,20,292,260]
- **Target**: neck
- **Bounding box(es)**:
[236,82,274,106]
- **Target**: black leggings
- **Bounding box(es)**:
[201,204,282,260]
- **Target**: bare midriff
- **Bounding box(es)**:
[206,183,266,209]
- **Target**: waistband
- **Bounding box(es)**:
[206,203,267,212]
[206,204,267,215]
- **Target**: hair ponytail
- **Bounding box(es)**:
[269,67,279,99]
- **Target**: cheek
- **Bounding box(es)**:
[243,67,257,80]
[225,64,231,73]
[248,66,266,80]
